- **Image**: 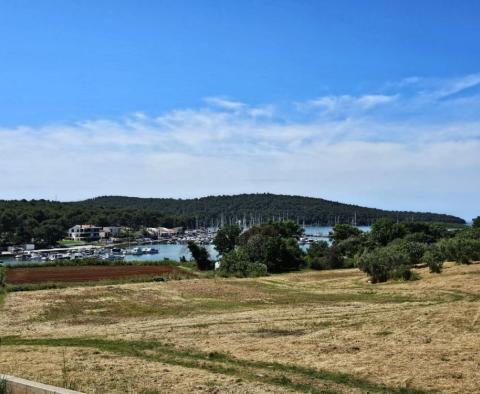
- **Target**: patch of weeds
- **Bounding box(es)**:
[375,330,393,336]
[61,348,79,390]
[0,376,8,394]
[190,323,209,329]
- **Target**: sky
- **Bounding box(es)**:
[0,0,479,220]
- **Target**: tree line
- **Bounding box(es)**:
[0,194,466,248]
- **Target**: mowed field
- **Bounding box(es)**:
[1,263,479,393]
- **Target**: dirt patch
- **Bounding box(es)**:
[6,265,189,284]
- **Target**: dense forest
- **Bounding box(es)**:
[0,193,465,248]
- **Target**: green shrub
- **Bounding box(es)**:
[356,246,411,283]
[335,235,368,258]
[306,240,329,258]
[389,239,427,265]
[438,237,480,264]
[306,245,345,270]
[390,264,417,281]
[308,256,328,270]
[421,245,444,273]
[343,257,356,268]
[218,250,267,277]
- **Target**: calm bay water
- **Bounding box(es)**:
[126,225,371,262]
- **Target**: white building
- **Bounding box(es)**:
[68,225,102,241]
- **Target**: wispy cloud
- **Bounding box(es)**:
[303,94,398,114]
[1,74,479,218]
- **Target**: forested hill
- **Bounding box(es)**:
[0,194,465,247]
[83,194,464,226]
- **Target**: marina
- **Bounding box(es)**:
[0,226,370,266]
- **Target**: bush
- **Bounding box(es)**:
[389,239,427,265]
[309,257,328,270]
[336,235,368,258]
[421,245,444,273]
[356,246,411,283]
[306,242,345,270]
[306,240,329,258]
[218,250,267,278]
[390,264,417,281]
[438,237,480,264]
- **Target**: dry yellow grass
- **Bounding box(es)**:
[1,263,480,393]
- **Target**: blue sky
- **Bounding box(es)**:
[1,1,479,219]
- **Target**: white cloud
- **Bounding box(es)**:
[1,75,479,219]
[301,94,397,116]
[204,97,246,110]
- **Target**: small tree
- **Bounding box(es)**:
[213,225,241,255]
[329,224,362,244]
[369,218,405,246]
[240,223,304,273]
[218,249,267,277]
[336,235,368,258]
[306,240,329,258]
[187,241,214,271]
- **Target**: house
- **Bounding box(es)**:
[99,226,122,239]
[68,225,102,241]
[146,227,183,239]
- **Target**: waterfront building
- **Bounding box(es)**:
[68,224,102,241]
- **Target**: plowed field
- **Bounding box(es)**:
[6,265,184,284]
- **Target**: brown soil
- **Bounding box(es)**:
[5,265,185,284]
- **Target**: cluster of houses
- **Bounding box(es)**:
[67,224,184,242]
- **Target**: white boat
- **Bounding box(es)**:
[142,247,159,254]
[131,247,143,255]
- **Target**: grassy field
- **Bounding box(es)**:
[1,263,479,393]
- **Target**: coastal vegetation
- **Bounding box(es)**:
[0,193,465,248]
[206,218,480,284]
